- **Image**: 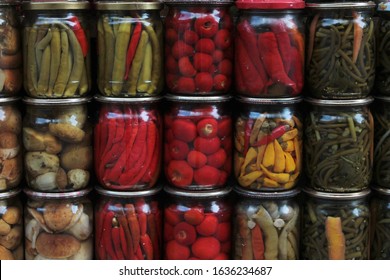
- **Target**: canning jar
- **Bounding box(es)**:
[234,1,305,97]
[373,96,390,188]
[164,0,233,95]
[24,188,93,260]
[0,96,22,192]
[23,97,93,192]
[234,96,303,192]
[305,2,376,99]
[95,1,164,97]
[95,186,162,260]
[375,7,390,95]
[22,1,91,98]
[304,97,373,192]
[163,186,232,260]
[164,95,232,190]
[370,187,390,260]
[233,187,300,260]
[0,2,22,97]
[94,95,162,191]
[302,188,370,260]
[0,189,23,260]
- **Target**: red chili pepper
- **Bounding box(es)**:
[135,245,144,260]
[147,213,160,259]
[270,21,293,74]
[140,234,154,260]
[119,225,129,259]
[126,204,141,254]
[102,211,117,260]
[116,210,134,259]
[258,32,297,93]
[96,202,109,259]
[289,46,304,95]
[124,21,142,81]
[141,123,161,185]
[67,16,88,57]
[253,125,289,147]
[112,225,125,260]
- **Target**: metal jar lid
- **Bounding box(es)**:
[23,96,92,105]
[24,187,92,199]
[0,188,21,200]
[303,187,371,200]
[373,95,390,103]
[305,96,374,106]
[164,0,233,6]
[306,2,376,9]
[236,96,302,105]
[22,1,91,10]
[234,185,301,199]
[95,95,162,104]
[165,94,232,103]
[0,96,21,104]
[164,185,232,198]
[371,186,390,196]
[95,1,163,10]
[95,185,162,198]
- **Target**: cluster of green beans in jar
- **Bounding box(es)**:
[302,190,370,260]
[304,98,373,192]
[306,6,375,99]
[375,16,390,96]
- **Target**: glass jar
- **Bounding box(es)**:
[164,95,232,190]
[22,1,91,98]
[95,1,164,97]
[163,186,232,260]
[234,96,303,192]
[24,188,93,260]
[0,96,22,192]
[164,0,233,95]
[94,95,162,191]
[23,97,93,192]
[0,2,22,97]
[375,9,390,95]
[305,2,376,99]
[302,188,371,260]
[234,3,305,97]
[304,97,373,192]
[370,187,390,260]
[0,189,23,260]
[233,187,300,260]
[95,186,162,260]
[373,96,390,188]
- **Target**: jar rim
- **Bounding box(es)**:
[95,2,164,11]
[303,187,371,199]
[95,185,162,197]
[94,95,163,103]
[373,95,390,103]
[164,185,232,198]
[24,187,92,199]
[0,96,21,104]
[234,186,300,199]
[22,1,91,10]
[306,2,376,10]
[237,96,302,105]
[164,0,233,6]
[371,186,390,196]
[305,96,374,106]
[165,94,232,103]
[0,188,21,199]
[23,96,92,105]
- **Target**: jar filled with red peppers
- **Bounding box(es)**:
[24,188,94,260]
[0,96,22,192]
[164,94,232,190]
[23,97,93,192]
[164,0,234,95]
[22,1,91,98]
[163,185,232,260]
[0,188,23,260]
[94,95,162,191]
[234,96,303,192]
[95,1,164,97]
[233,186,300,260]
[234,0,305,97]
[0,2,22,97]
[95,186,162,260]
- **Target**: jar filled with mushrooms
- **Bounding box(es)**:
[23,97,93,192]
[0,96,22,192]
[0,188,23,260]
[24,188,93,260]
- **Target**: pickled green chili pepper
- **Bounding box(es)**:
[53,30,71,96]
[48,27,61,96]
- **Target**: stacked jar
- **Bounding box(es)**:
[162,0,234,259]
[21,0,94,260]
[93,1,164,260]
[232,0,305,260]
[303,0,375,260]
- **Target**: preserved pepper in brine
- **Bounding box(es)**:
[94,96,162,191]
[304,98,373,192]
[23,2,91,98]
[234,97,302,191]
[305,3,376,99]
[164,1,233,95]
[95,187,162,260]
[375,12,390,95]
[96,2,164,97]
